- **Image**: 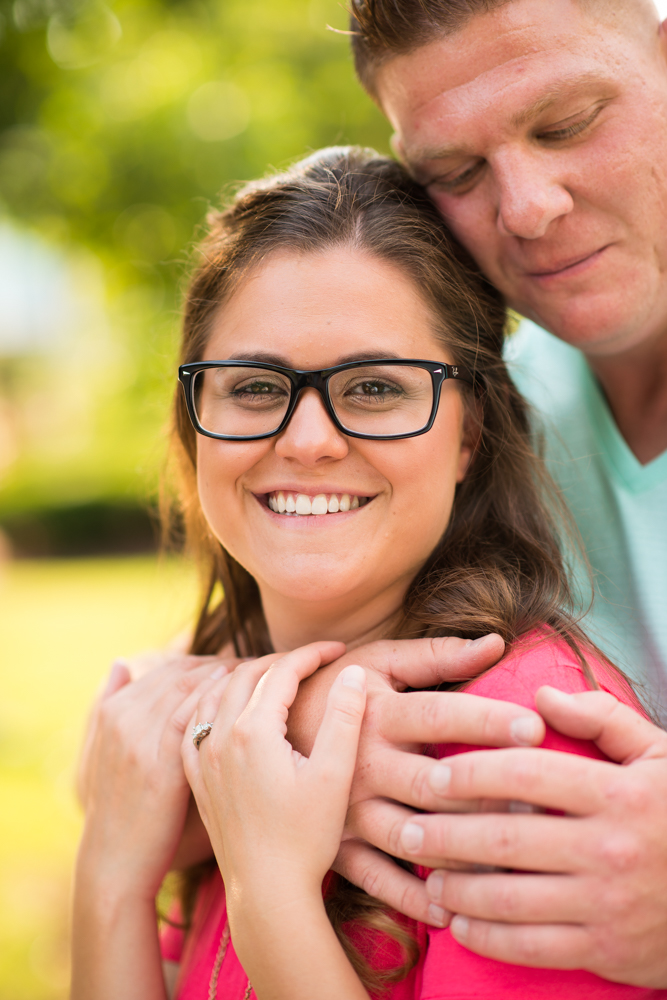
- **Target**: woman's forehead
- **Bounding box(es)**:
[203,248,451,367]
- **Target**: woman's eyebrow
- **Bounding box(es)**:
[219,350,404,368]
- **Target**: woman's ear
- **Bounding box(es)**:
[455,402,482,483]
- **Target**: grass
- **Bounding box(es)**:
[0,555,198,1000]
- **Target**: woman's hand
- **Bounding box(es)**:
[181,641,371,1000]
[78,656,228,899]
[182,641,363,895]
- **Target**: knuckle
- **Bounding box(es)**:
[487,822,520,865]
[597,830,641,872]
[409,762,435,806]
[513,927,543,963]
[491,882,520,919]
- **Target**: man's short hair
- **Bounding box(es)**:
[349,0,655,98]
[349,0,514,96]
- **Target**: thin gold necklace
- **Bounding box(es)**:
[208,922,252,999]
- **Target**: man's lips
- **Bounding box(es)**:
[525,246,609,281]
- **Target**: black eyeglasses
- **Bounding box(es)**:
[178,358,474,442]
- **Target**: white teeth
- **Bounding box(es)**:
[311,494,328,515]
[267,491,370,515]
[295,494,312,515]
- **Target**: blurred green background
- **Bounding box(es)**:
[0,1,390,995]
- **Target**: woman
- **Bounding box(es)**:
[72,147,659,1000]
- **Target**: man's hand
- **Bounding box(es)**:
[389,688,667,989]
[287,634,547,922]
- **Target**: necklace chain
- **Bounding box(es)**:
[208,922,252,1000]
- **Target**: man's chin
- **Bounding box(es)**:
[516,296,655,359]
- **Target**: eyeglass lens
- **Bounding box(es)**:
[192,364,434,438]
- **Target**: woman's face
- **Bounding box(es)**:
[196,246,473,632]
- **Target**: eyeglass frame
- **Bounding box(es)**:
[178,358,475,442]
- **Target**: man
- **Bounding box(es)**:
[293,0,667,987]
[93,0,667,988]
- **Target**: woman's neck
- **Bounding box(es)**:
[260,580,409,653]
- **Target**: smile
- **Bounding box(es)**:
[266,491,371,516]
[527,246,609,282]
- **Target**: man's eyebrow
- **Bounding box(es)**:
[406,72,612,166]
[509,72,610,129]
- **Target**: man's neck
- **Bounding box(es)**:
[587,329,667,465]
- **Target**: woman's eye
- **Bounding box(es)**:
[234,381,283,395]
[349,380,399,397]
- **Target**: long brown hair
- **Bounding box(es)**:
[168,146,606,992]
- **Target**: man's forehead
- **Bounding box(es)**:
[376,4,625,161]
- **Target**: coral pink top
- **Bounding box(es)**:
[163,632,666,999]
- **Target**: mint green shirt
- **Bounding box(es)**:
[506,320,667,718]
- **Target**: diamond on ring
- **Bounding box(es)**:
[192,721,213,750]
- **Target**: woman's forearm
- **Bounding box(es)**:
[71,849,168,1000]
[229,882,369,1000]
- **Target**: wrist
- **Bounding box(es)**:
[75,843,161,907]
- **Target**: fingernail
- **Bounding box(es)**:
[450,914,469,941]
[426,871,444,900]
[341,665,365,692]
[400,822,424,853]
[429,763,452,794]
[427,903,448,927]
[466,635,492,648]
[211,665,227,680]
[510,716,541,746]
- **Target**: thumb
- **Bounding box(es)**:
[309,665,366,781]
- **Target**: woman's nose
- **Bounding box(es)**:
[493,147,574,240]
[274,388,349,465]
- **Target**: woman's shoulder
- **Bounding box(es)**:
[461,628,640,712]
[436,628,645,762]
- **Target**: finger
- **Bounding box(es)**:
[181,672,235,779]
[198,658,271,736]
[449,915,591,970]
[366,634,505,689]
[333,839,446,926]
[536,687,667,763]
[397,812,589,872]
[377,690,545,747]
[310,665,367,781]
[170,669,231,738]
[427,869,594,924]
[242,642,350,734]
[425,747,618,815]
[361,746,503,813]
[102,659,132,699]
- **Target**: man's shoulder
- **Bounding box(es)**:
[504,318,591,418]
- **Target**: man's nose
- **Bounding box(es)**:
[493,147,574,240]
[274,388,348,465]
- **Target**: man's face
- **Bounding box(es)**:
[376,0,667,357]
